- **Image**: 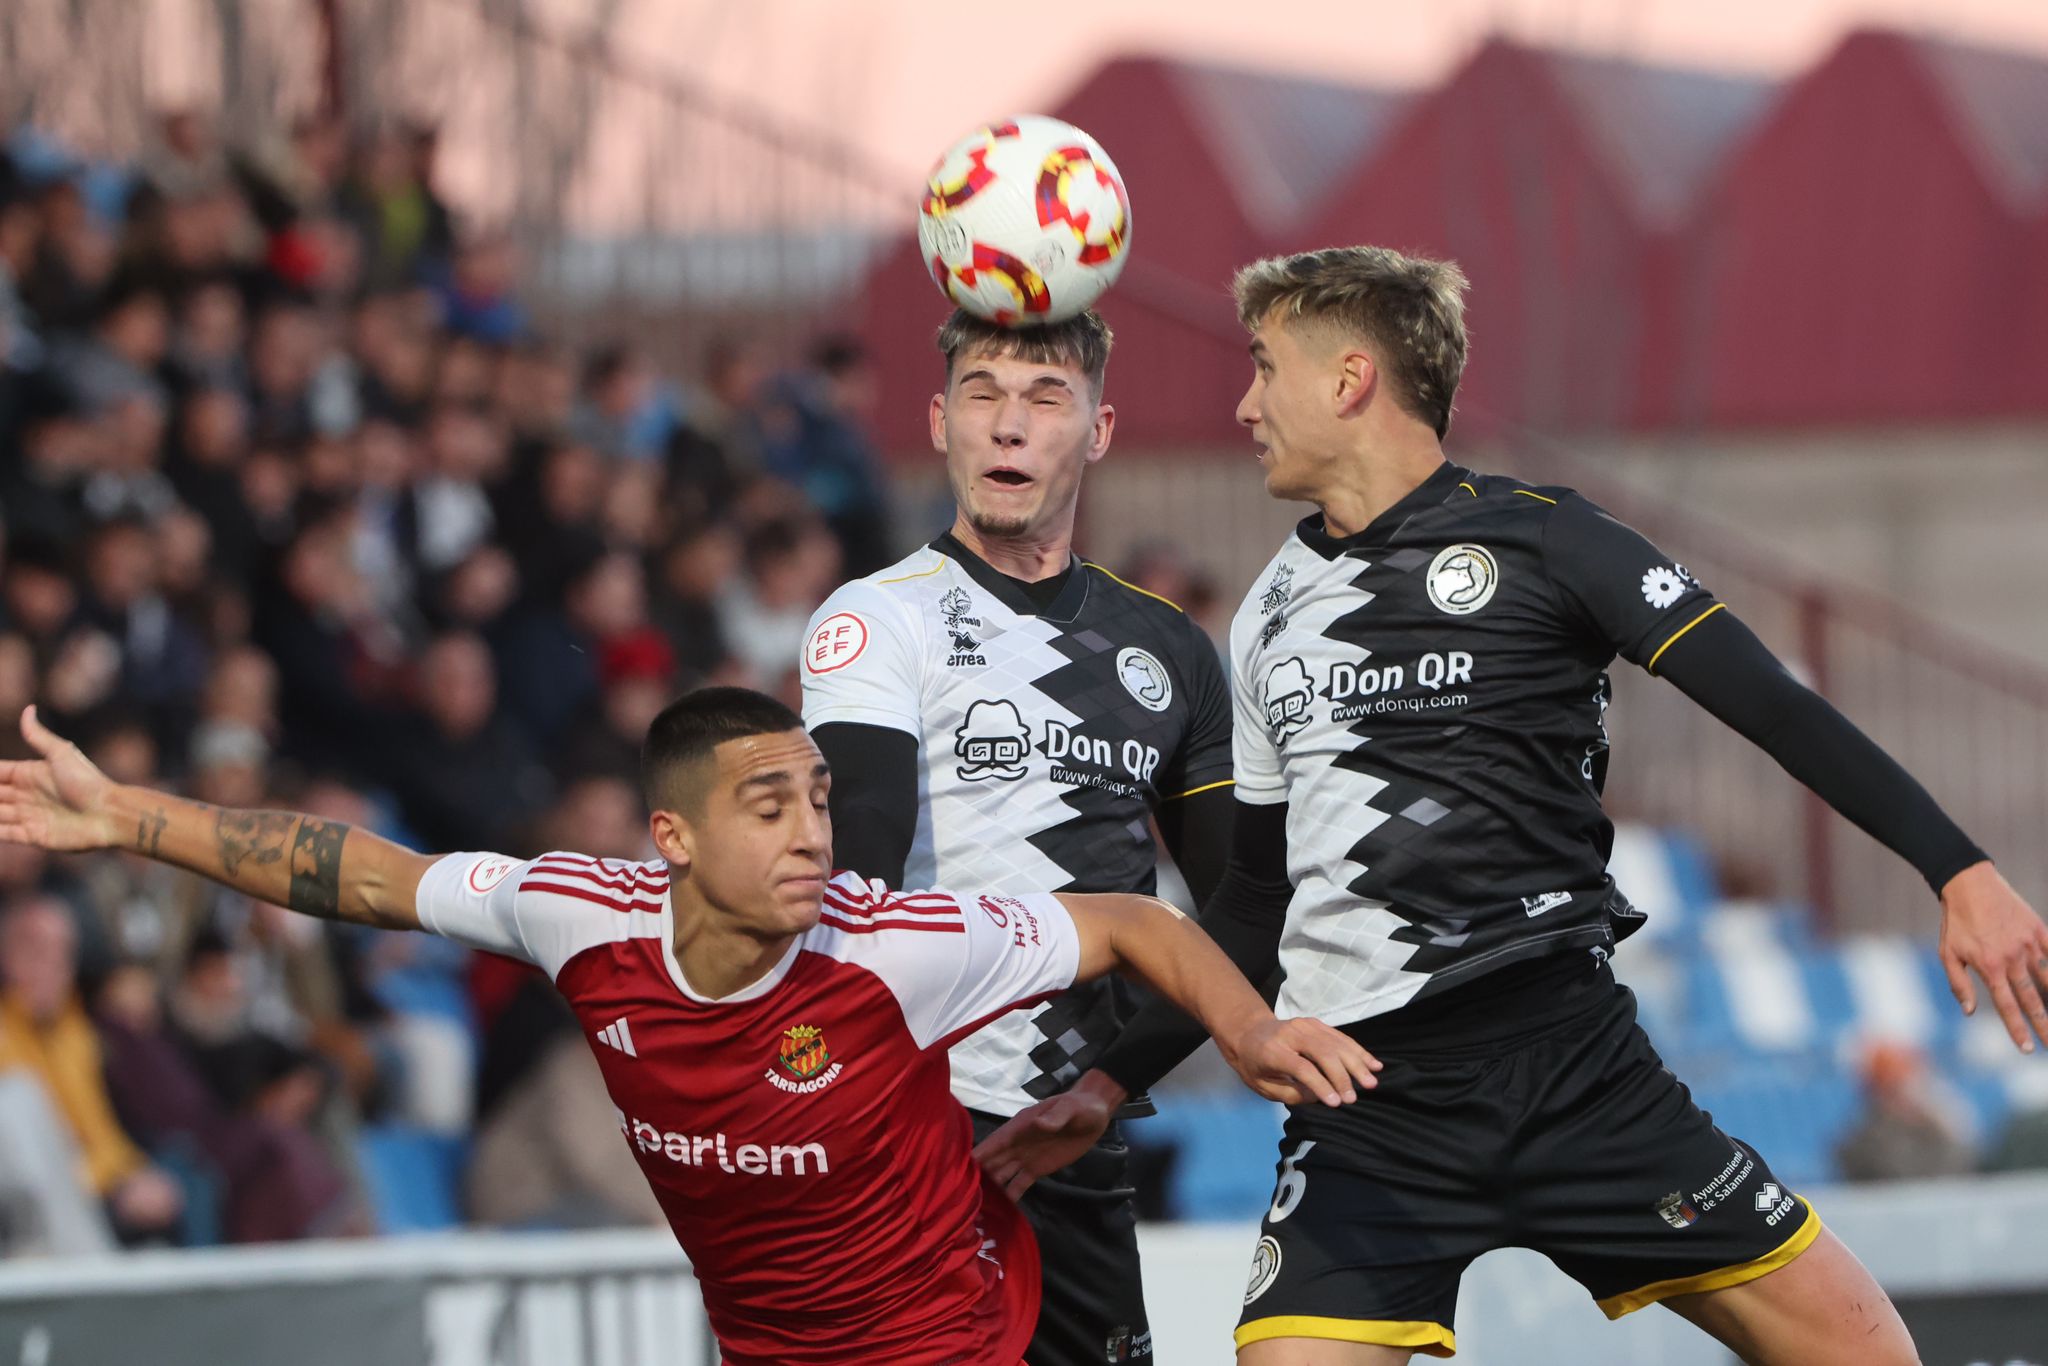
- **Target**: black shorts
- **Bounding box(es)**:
[1236,961,1821,1358]
[970,1112,1152,1364]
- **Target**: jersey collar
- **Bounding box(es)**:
[930,532,1092,623]
[1296,461,1473,559]
[659,896,804,1005]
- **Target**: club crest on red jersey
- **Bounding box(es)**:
[778,1026,831,1080]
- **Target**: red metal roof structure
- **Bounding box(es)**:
[1667,30,2048,430]
[854,30,2048,457]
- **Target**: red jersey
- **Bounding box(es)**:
[417,853,1080,1365]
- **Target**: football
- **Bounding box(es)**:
[917,114,1132,325]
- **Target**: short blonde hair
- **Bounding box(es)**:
[1233,247,1469,438]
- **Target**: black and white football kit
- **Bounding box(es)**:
[1097,463,1984,1357]
[801,533,1234,1366]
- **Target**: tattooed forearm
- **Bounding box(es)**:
[288,819,352,918]
[136,808,168,858]
[215,809,296,876]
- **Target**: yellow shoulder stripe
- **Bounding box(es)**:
[1511,488,1559,505]
[876,557,947,585]
[1645,602,1727,674]
[1161,779,1234,801]
[1458,482,1478,497]
[1083,562,1184,613]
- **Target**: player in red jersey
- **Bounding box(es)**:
[0,688,1377,1365]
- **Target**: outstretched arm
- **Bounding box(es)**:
[980,825,1363,1200]
[1657,610,2048,1053]
[1056,882,1371,1110]
[0,707,432,931]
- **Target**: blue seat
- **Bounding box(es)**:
[1141,1092,1285,1221]
[358,1125,468,1232]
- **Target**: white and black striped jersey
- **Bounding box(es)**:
[801,535,1233,1117]
[1236,463,1722,1029]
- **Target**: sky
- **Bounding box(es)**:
[610,0,2048,180]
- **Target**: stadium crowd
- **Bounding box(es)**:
[0,108,896,1253]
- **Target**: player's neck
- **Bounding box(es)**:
[1316,432,1446,539]
[947,512,1074,583]
[668,895,799,1000]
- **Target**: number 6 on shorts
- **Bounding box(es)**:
[1269,1139,1317,1222]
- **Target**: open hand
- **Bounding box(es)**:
[975,1077,1118,1201]
[0,706,119,852]
[1940,861,2048,1053]
[1222,1016,1382,1106]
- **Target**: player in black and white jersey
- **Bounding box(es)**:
[981,248,2048,1365]
[800,309,1244,1365]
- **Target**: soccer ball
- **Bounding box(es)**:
[918,115,1132,326]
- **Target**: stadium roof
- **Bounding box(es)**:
[855,29,2048,458]
[1660,29,2048,430]
[1541,48,1774,226]
[1912,33,2048,209]
[1160,58,1410,234]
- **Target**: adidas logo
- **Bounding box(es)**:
[597,1017,638,1058]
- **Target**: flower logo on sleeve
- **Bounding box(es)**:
[1639,565,1698,610]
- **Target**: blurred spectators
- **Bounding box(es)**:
[1833,1041,1977,1182]
[0,895,184,1243]
[1983,1100,2048,1174]
[0,112,886,1249]
[467,974,664,1230]
[755,334,892,578]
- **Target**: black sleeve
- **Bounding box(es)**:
[1094,798,1292,1095]
[1655,607,1986,893]
[1152,614,1235,799]
[1156,782,1236,910]
[1541,492,1720,667]
[812,721,920,888]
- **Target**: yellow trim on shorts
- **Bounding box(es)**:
[1236,1316,1457,1357]
[1596,1196,1822,1319]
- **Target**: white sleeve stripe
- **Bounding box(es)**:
[529,859,670,892]
[518,879,666,914]
[825,910,967,927]
[817,914,966,937]
[821,892,960,922]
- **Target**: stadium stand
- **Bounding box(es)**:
[0,110,887,1249]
